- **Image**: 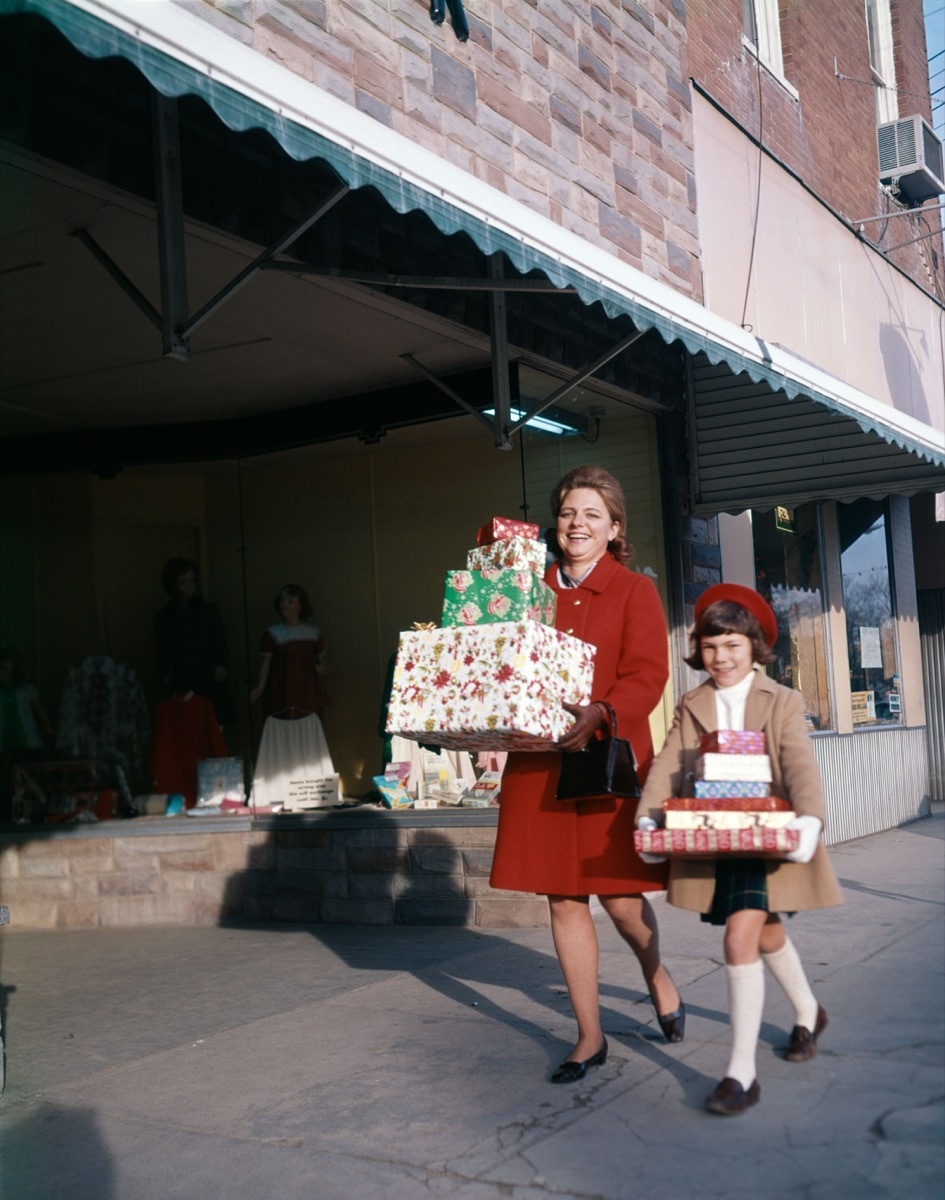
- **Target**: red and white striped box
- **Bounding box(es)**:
[634,827,800,857]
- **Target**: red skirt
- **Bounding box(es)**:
[490,751,669,896]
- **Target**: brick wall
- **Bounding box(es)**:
[188,0,702,297]
[0,817,548,930]
[686,0,944,290]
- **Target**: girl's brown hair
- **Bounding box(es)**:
[684,600,777,670]
[549,465,634,567]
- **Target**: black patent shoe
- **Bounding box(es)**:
[651,996,686,1043]
[550,1037,608,1084]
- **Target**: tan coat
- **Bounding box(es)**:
[641,672,844,914]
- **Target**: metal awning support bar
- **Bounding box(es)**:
[181,182,350,337]
[69,228,163,332]
[852,203,944,226]
[400,354,497,433]
[262,263,576,292]
[489,253,513,450]
[507,327,648,436]
[152,93,189,360]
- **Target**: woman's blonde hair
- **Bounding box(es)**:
[549,465,634,567]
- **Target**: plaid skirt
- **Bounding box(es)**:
[700,857,769,926]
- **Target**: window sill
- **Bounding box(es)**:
[741,36,800,102]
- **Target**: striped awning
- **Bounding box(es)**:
[3,0,944,510]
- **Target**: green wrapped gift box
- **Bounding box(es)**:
[441,568,556,627]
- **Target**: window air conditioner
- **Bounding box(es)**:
[876,115,945,205]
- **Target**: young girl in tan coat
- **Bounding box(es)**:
[639,584,843,1115]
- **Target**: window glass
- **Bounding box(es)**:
[752,504,832,730]
[865,0,898,123]
[742,0,785,75]
[838,498,902,726]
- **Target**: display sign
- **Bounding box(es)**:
[774,505,796,534]
[859,626,883,669]
[887,693,901,715]
[285,775,339,809]
[851,691,876,724]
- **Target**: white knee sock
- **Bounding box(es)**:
[762,938,818,1030]
[725,960,764,1090]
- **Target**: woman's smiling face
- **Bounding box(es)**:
[556,488,618,575]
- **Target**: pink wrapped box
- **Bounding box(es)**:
[699,731,767,755]
[665,795,791,812]
[697,753,772,782]
[386,620,595,750]
[664,810,796,831]
[694,780,771,800]
[477,517,541,545]
[634,828,800,857]
[466,535,546,576]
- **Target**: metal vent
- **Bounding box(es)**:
[876,115,945,204]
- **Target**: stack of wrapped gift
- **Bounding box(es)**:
[386,517,596,750]
[634,730,800,857]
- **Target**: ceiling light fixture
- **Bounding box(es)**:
[483,405,582,436]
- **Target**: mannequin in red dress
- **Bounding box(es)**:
[250,585,329,720]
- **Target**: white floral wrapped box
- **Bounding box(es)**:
[386,621,595,750]
[465,535,547,575]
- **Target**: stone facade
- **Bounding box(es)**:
[188,0,702,295]
[0,816,548,931]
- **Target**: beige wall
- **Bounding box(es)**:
[3,407,667,796]
[693,95,945,438]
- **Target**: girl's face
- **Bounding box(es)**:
[700,631,754,688]
[279,591,302,623]
[556,488,619,573]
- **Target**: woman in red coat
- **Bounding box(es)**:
[490,466,684,1082]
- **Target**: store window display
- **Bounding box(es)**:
[751,505,832,731]
[838,499,902,726]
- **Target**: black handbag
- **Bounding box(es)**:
[555,702,640,802]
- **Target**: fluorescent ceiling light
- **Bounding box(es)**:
[483,406,580,435]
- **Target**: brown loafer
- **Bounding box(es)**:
[705,1076,761,1115]
[785,1005,828,1062]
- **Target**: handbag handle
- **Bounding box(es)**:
[596,701,618,738]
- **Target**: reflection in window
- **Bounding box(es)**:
[752,505,831,730]
[838,498,901,726]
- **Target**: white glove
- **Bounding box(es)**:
[785,815,822,864]
[636,816,666,864]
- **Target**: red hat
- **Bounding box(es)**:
[694,583,778,647]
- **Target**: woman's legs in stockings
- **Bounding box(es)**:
[599,893,681,1017]
[548,893,683,1062]
[548,895,606,1063]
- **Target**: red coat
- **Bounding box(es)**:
[490,554,670,896]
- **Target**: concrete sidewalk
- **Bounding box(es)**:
[1,812,942,1200]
